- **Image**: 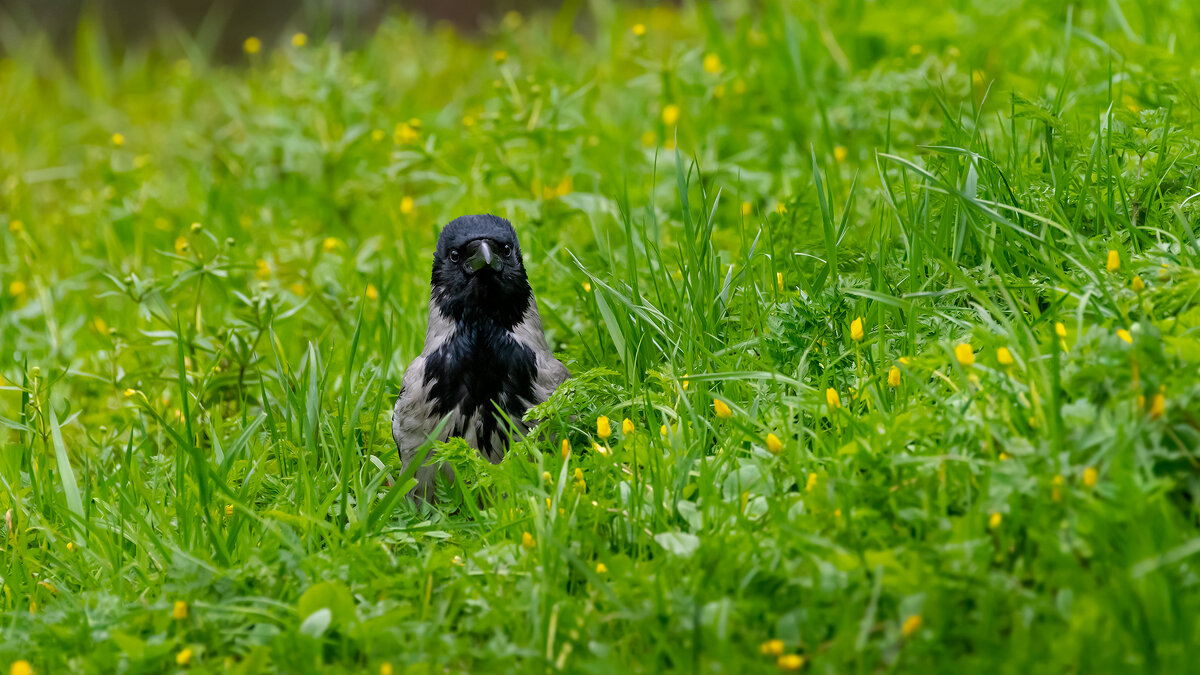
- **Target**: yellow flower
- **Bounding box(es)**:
[366,284,379,300]
[1082,467,1098,487]
[595,562,607,574]
[661,104,681,126]
[493,50,507,64]
[850,317,864,342]
[833,145,848,163]
[775,202,787,215]
[123,388,138,398]
[111,132,125,147]
[9,661,32,675]
[713,399,732,419]
[291,32,307,47]
[593,442,609,456]
[8,281,26,297]
[461,115,476,128]
[1106,249,1120,273]
[741,201,752,216]
[255,259,271,278]
[766,433,783,455]
[393,122,419,144]
[703,53,723,74]
[1117,329,1132,344]
[176,648,193,666]
[955,342,975,367]
[988,512,1002,529]
[400,196,414,215]
[631,23,646,37]
[901,614,923,637]
[521,531,536,549]
[561,438,570,459]
[887,366,901,388]
[1131,275,1145,293]
[597,416,611,439]
[174,236,188,254]
[997,347,1014,367]
[573,468,584,483]
[542,471,552,483]
[545,497,552,509]
[972,69,985,85]
[825,387,840,410]
[582,282,592,293]
[8,219,22,233]
[556,176,573,197]
[243,36,261,54]
[998,452,1009,461]
[291,282,306,296]
[322,237,340,252]
[67,542,75,552]
[1054,322,1066,339]
[907,44,923,56]
[173,600,188,620]
[660,424,668,436]
[1149,393,1165,419]
[947,46,961,59]
[224,504,233,517]
[759,639,785,656]
[380,663,395,675]
[371,129,385,142]
[776,272,784,292]
[777,654,805,670]
[622,418,635,434]
[680,378,689,390]
[805,473,818,492]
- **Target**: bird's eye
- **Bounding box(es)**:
[503,244,513,257]
[449,249,460,263]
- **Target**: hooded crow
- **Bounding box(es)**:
[393,214,570,501]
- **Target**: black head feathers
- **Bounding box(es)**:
[431,214,532,328]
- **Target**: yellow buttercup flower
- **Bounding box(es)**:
[1106,249,1120,273]
[8,220,23,233]
[561,438,570,459]
[174,236,189,254]
[622,418,635,434]
[660,424,668,436]
[887,366,901,388]
[775,202,787,215]
[10,661,31,675]
[759,639,784,656]
[631,23,646,37]
[997,347,1014,367]
[901,614,922,637]
[8,281,26,297]
[492,50,507,64]
[1117,329,1132,344]
[596,416,611,439]
[573,467,584,483]
[173,600,188,620]
[988,512,1002,529]
[825,387,840,410]
[521,532,536,549]
[243,36,261,54]
[1149,393,1165,419]
[595,562,607,574]
[1082,467,1098,487]
[908,44,923,56]
[224,504,233,517]
[833,145,848,163]
[542,471,552,483]
[955,343,975,367]
[805,473,818,492]
[393,122,419,144]
[776,272,784,292]
[322,237,340,252]
[703,53,722,74]
[741,201,752,216]
[371,129,385,141]
[582,282,592,293]
[400,196,414,215]
[713,399,732,419]
[176,648,193,666]
[366,284,379,300]
[291,32,307,47]
[850,317,864,342]
[661,104,681,126]
[380,663,395,675]
[1054,322,1066,339]
[111,132,125,147]
[1131,275,1145,293]
[766,433,783,455]
[255,259,271,278]
[777,654,805,670]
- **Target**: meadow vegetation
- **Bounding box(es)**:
[2,0,1200,671]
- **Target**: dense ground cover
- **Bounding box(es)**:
[2,0,1200,672]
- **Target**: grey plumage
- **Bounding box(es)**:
[392,215,569,501]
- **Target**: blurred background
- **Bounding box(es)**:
[0,0,676,58]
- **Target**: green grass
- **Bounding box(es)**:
[3,0,1200,672]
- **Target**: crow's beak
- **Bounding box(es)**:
[463,239,504,274]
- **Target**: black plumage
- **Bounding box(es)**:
[392,214,569,501]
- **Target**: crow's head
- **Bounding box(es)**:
[431,214,532,328]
